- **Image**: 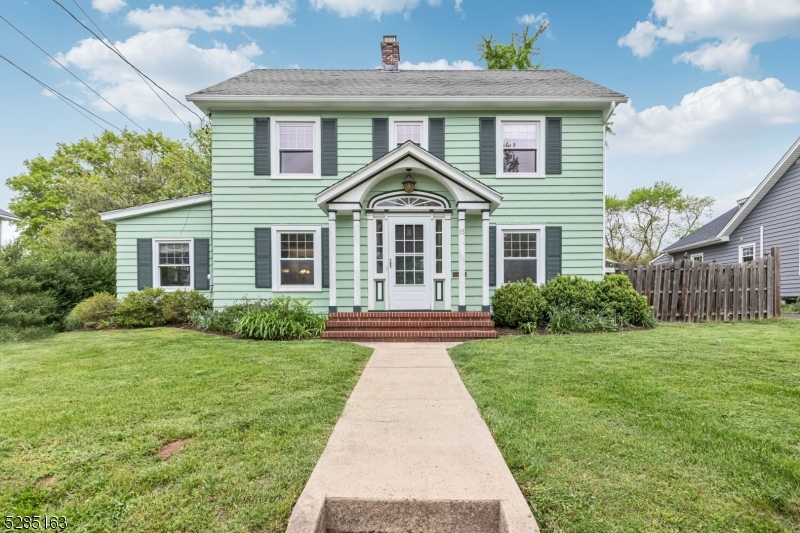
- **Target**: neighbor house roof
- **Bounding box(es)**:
[99,194,211,223]
[187,69,627,113]
[661,136,800,254]
[0,208,20,222]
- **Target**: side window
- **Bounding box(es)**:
[154,240,192,289]
[502,231,539,283]
[739,244,755,263]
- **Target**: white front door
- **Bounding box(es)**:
[387,216,433,310]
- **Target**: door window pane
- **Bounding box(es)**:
[280,232,315,285]
[435,219,443,274]
[394,223,424,285]
[376,219,384,274]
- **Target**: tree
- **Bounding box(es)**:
[7,127,211,253]
[606,181,715,264]
[478,24,549,70]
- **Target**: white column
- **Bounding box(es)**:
[328,211,337,312]
[353,211,362,312]
[444,214,452,311]
[458,210,466,312]
[482,211,490,312]
[367,214,375,311]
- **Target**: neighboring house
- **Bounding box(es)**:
[100,36,626,314]
[0,208,20,244]
[655,136,800,299]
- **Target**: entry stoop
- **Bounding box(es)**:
[322,311,498,342]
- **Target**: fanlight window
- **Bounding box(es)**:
[373,195,446,209]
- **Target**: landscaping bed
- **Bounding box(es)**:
[450,319,800,532]
[0,329,372,532]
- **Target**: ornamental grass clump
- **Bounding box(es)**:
[234,296,327,340]
[189,298,271,333]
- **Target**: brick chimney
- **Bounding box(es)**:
[381,35,399,71]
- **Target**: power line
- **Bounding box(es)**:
[51,0,204,126]
[0,13,147,133]
[0,52,118,132]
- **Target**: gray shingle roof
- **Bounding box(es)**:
[0,208,20,221]
[188,69,626,99]
[663,207,739,252]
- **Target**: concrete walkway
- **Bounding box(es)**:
[286,343,539,533]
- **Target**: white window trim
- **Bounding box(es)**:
[496,116,546,178]
[389,116,428,150]
[496,224,546,286]
[152,238,194,291]
[690,253,704,262]
[739,242,756,263]
[271,116,322,180]
[272,226,322,292]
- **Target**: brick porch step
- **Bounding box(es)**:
[321,311,498,342]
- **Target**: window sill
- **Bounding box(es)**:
[155,286,194,292]
[270,174,321,180]
[497,173,545,179]
[273,286,322,292]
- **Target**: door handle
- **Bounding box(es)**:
[389,259,392,268]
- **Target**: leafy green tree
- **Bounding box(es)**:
[606,181,715,264]
[7,127,211,253]
[478,24,549,70]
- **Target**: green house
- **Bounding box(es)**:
[100,37,626,316]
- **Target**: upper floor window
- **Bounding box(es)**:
[496,117,545,178]
[690,253,704,262]
[271,117,321,179]
[390,117,428,150]
[739,243,755,263]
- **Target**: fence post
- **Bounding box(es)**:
[772,247,781,317]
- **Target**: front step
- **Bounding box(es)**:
[321,311,498,342]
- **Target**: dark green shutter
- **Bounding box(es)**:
[488,225,496,287]
[321,227,330,289]
[546,118,562,175]
[137,239,152,290]
[254,118,270,175]
[255,228,272,288]
[479,117,495,175]
[372,118,389,160]
[321,119,338,176]
[194,238,210,290]
[429,118,445,160]
[545,226,562,282]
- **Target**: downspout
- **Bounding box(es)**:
[760,225,764,258]
[602,101,617,276]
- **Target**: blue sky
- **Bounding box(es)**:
[2,0,800,241]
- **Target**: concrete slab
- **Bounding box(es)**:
[286,342,539,533]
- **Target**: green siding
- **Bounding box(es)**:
[114,203,212,298]
[210,110,605,311]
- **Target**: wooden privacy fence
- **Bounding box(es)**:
[615,247,781,322]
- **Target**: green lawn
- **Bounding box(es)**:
[450,320,800,533]
[0,328,372,533]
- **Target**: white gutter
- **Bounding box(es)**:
[663,236,729,254]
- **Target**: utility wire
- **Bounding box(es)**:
[0,52,119,132]
[51,0,204,126]
[0,13,146,133]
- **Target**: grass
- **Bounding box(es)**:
[0,328,372,533]
[450,320,800,533]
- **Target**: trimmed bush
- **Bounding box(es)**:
[594,275,652,327]
[234,296,326,340]
[72,292,118,329]
[162,290,211,324]
[540,275,597,315]
[114,288,168,328]
[491,279,546,328]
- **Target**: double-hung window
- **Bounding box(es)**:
[496,117,545,177]
[389,117,428,149]
[272,226,322,291]
[153,239,193,290]
[739,243,756,263]
[690,253,704,262]
[496,225,544,284]
[271,117,321,178]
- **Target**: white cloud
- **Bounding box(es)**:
[610,77,800,155]
[398,59,481,70]
[127,0,293,32]
[58,29,261,123]
[309,0,439,18]
[92,0,127,14]
[454,0,462,12]
[516,12,549,26]
[618,0,800,74]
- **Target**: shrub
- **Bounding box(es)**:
[491,279,546,328]
[788,300,800,313]
[234,296,327,340]
[594,275,653,327]
[189,298,270,333]
[162,290,211,324]
[114,288,168,328]
[72,292,118,329]
[540,275,597,315]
